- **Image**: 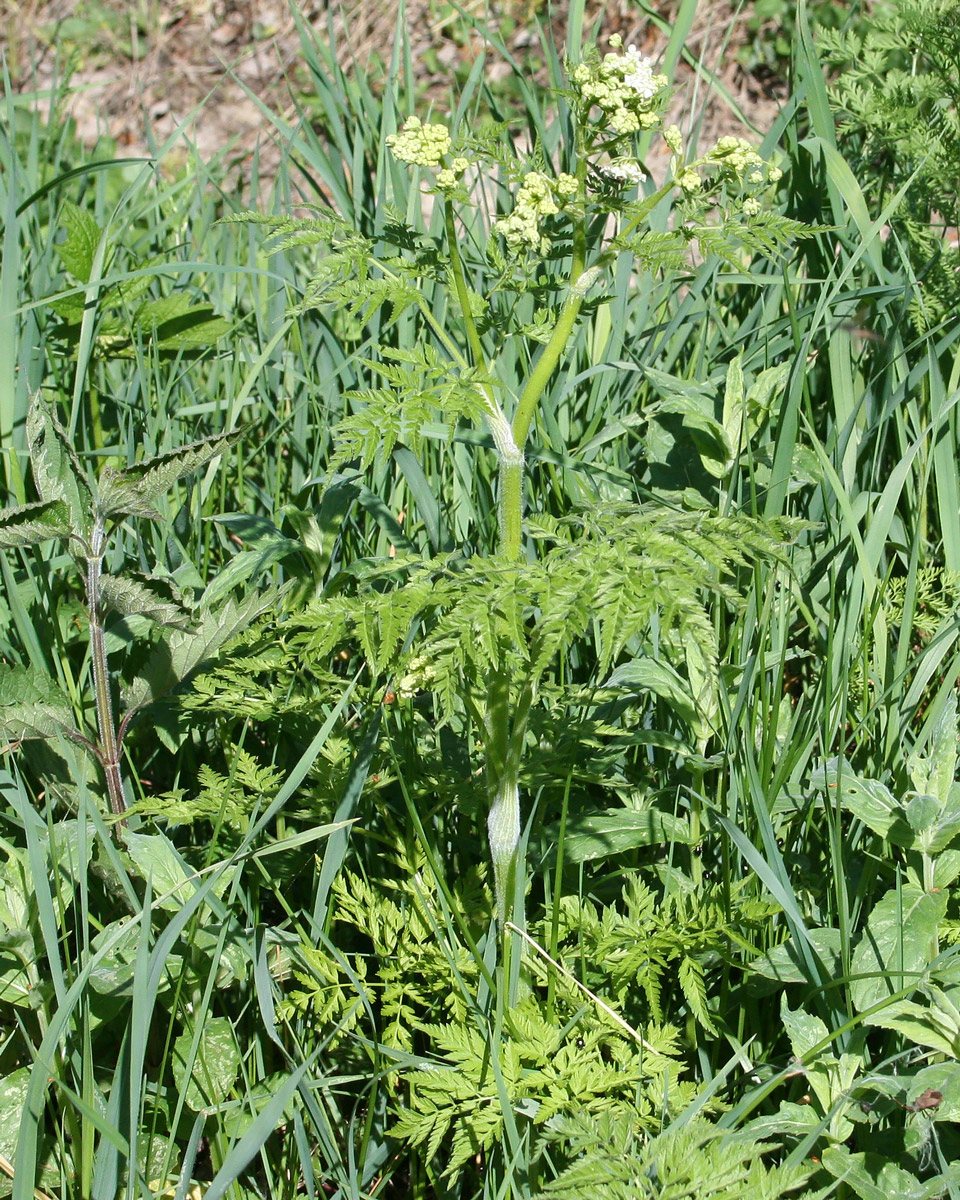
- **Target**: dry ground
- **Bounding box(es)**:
[1,0,786,193]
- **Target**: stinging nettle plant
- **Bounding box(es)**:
[229,37,816,927]
[0,394,273,828]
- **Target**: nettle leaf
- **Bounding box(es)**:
[99,575,190,628]
[98,427,244,520]
[0,499,73,548]
[0,664,75,742]
[850,884,947,1013]
[122,587,280,715]
[54,200,103,283]
[135,294,232,350]
[26,395,94,536]
[172,1016,240,1112]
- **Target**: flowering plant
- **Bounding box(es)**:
[228,37,813,932]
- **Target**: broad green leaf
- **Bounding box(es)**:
[99,574,191,628]
[652,395,731,473]
[780,997,829,1058]
[908,692,958,804]
[706,353,744,479]
[121,588,280,714]
[172,1016,240,1112]
[0,956,33,1009]
[54,200,102,283]
[850,884,947,1013]
[910,795,960,855]
[605,659,700,729]
[810,758,907,841]
[752,927,843,984]
[98,427,245,520]
[0,1069,30,1196]
[0,499,72,548]
[560,806,693,864]
[124,832,200,913]
[865,997,960,1058]
[821,1145,959,1200]
[218,1072,299,1141]
[934,849,960,888]
[149,306,232,350]
[88,919,180,998]
[908,1062,960,1121]
[0,664,75,742]
[746,362,790,414]
[25,395,93,536]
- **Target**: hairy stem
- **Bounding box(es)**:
[86,520,126,823]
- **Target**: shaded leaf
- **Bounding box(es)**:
[26,395,94,536]
[0,664,76,742]
[752,927,844,984]
[810,757,906,840]
[560,806,693,864]
[124,832,201,913]
[121,587,280,714]
[172,1016,240,1112]
[99,574,190,628]
[820,1145,959,1200]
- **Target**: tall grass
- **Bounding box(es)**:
[3,0,960,1196]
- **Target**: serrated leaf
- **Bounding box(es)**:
[850,884,947,1013]
[864,997,960,1058]
[0,498,73,548]
[26,394,94,536]
[172,1016,240,1112]
[98,427,244,519]
[121,587,280,714]
[0,1069,31,1196]
[0,664,75,742]
[99,575,190,628]
[136,295,231,349]
[54,200,102,283]
[820,1145,958,1200]
[605,659,700,729]
[710,353,745,479]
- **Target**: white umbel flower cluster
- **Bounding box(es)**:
[493,171,579,254]
[386,115,451,167]
[569,34,668,136]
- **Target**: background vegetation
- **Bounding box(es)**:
[3,1,960,1197]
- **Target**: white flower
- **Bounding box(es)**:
[599,159,647,186]
[622,47,660,101]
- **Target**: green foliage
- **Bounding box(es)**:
[534,1112,815,1199]
[50,201,231,358]
[820,0,960,331]
[4,2,960,1196]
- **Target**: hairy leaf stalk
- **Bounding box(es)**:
[86,520,127,821]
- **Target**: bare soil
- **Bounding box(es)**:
[1,0,786,194]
